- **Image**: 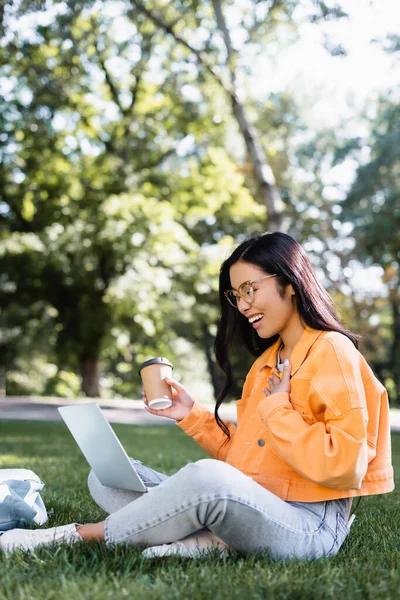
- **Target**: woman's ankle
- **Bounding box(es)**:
[76,522,105,542]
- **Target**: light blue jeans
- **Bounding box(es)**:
[88,458,351,560]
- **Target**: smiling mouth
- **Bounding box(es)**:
[248,314,263,324]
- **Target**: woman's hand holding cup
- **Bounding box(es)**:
[139,357,194,421]
[142,377,194,421]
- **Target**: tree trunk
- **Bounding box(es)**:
[212,0,284,232]
[81,357,100,397]
[230,93,283,231]
[0,365,6,397]
[130,0,285,231]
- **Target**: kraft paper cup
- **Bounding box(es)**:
[138,357,173,410]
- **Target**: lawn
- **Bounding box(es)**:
[0,420,399,600]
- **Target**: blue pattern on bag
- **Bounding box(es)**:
[0,469,48,532]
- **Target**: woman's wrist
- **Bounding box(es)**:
[176,402,195,423]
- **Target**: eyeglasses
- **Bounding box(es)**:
[224,274,277,308]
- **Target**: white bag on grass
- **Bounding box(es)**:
[0,469,48,532]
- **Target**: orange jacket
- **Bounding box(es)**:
[178,328,394,501]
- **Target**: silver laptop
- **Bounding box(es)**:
[58,402,150,493]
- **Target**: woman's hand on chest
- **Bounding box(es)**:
[264,359,291,397]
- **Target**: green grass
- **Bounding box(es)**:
[0,420,399,600]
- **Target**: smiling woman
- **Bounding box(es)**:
[224,273,277,309]
[215,231,359,416]
[0,232,394,563]
[229,263,300,340]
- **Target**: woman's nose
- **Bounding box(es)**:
[237,296,251,312]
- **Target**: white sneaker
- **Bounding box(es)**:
[142,530,229,559]
[0,524,82,554]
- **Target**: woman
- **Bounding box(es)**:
[1,232,394,559]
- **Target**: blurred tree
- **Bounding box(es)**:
[339,98,400,402]
[0,3,266,396]
[0,4,215,395]
[129,0,347,231]
[285,113,399,402]
[0,0,363,402]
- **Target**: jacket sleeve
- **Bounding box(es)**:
[176,400,237,461]
[257,340,369,489]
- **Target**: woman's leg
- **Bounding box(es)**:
[1,459,350,559]
[100,458,349,560]
[88,459,169,514]
[86,459,225,556]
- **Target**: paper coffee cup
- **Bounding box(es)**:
[138,357,173,410]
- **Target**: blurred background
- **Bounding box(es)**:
[0,0,399,405]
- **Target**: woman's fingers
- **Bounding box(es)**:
[282,359,291,386]
[164,377,192,404]
[263,361,292,397]
[164,376,184,390]
[267,377,281,391]
[272,374,280,385]
[265,379,272,397]
[145,405,162,415]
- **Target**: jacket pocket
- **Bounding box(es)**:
[245,424,286,478]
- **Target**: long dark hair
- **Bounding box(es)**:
[213,231,359,440]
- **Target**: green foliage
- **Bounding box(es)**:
[44,370,81,398]
[0,0,397,402]
[5,358,57,397]
[341,100,400,266]
[339,97,400,402]
[0,0,279,398]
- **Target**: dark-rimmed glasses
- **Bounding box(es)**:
[224,275,277,308]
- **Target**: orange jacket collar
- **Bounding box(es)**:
[255,327,325,376]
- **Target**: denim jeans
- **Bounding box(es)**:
[88,458,351,560]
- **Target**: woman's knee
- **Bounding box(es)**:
[87,470,112,509]
[87,470,140,514]
[180,459,247,494]
[87,470,101,501]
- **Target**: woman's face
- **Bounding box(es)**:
[229,261,298,339]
